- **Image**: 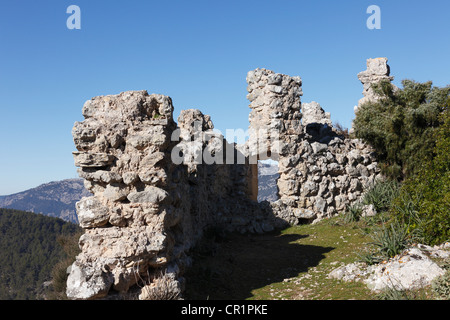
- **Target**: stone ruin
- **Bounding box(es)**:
[66,58,393,300]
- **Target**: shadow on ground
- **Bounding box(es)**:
[183,229,335,300]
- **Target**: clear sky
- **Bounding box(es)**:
[1,0,449,195]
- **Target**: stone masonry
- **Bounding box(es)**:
[67,58,389,299]
[67,92,279,300]
[245,68,381,224]
[351,57,396,131]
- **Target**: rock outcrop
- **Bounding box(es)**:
[0,179,90,223]
[328,243,449,292]
[68,59,388,299]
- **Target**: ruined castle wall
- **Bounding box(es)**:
[68,91,181,299]
[245,67,383,224]
[67,92,277,300]
[67,58,388,299]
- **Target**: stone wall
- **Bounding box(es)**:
[245,68,381,224]
[67,58,388,299]
[67,92,279,300]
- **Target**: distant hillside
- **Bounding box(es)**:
[0,208,81,300]
[258,162,279,202]
[0,179,90,223]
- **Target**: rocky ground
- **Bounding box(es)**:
[329,243,449,292]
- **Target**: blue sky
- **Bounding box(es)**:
[0,0,449,195]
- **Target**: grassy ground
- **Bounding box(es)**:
[183,214,441,300]
[184,216,379,300]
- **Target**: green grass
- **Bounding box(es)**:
[184,214,445,300]
[184,217,381,300]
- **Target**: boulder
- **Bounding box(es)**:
[66,262,114,300]
[329,246,448,292]
[364,248,446,291]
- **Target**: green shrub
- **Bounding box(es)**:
[353,80,449,180]
[354,79,449,246]
[361,179,400,213]
[357,219,411,265]
[432,269,450,300]
[391,107,450,245]
[357,249,383,266]
[343,203,363,223]
[369,221,410,260]
[343,179,399,224]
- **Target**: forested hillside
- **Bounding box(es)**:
[0,208,80,299]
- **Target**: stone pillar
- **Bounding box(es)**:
[246,68,303,205]
[68,91,184,300]
[355,57,395,114]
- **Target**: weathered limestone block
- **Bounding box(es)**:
[76,196,109,228]
[66,262,114,300]
[77,169,123,184]
[311,142,328,154]
[127,187,169,204]
[78,227,167,260]
[330,246,448,292]
[128,126,169,149]
[102,184,129,202]
[302,101,332,126]
[73,152,114,168]
[122,172,139,185]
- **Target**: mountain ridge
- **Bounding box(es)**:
[0,179,91,223]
